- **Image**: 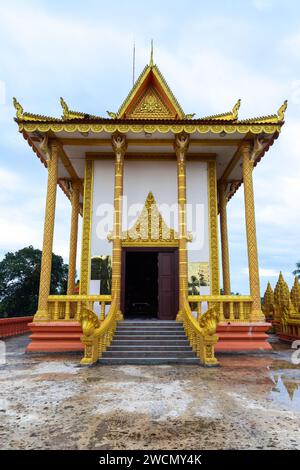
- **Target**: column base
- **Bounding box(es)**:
[33,310,49,322]
[215,322,272,352]
[250,309,266,322]
[26,322,83,352]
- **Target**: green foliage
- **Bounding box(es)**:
[91,256,112,295]
[293,262,300,280]
[0,246,68,318]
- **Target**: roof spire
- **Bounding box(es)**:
[150,39,154,67]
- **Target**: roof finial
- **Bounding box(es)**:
[13,97,24,119]
[277,99,288,122]
[150,39,154,67]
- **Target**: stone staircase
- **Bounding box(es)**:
[99,320,199,365]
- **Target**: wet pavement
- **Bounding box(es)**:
[0,334,299,450]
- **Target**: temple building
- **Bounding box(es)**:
[14,48,287,365]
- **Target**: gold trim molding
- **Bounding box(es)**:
[19,122,281,135]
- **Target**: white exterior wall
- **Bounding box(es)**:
[89,158,210,296]
[122,160,178,231]
[90,159,115,258]
[186,161,210,295]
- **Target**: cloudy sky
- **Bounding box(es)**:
[0,0,299,295]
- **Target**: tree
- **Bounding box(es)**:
[91,256,112,295]
[0,246,68,318]
[188,275,200,296]
[293,262,300,280]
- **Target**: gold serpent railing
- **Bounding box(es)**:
[47,295,112,322]
[180,296,219,366]
[188,295,253,323]
[79,296,119,364]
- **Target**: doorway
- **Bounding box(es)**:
[122,248,178,320]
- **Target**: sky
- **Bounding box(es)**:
[0,0,300,295]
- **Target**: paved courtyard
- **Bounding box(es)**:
[0,334,299,450]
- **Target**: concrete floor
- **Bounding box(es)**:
[0,334,299,450]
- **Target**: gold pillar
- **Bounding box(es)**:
[241,142,264,321]
[208,161,220,296]
[112,133,127,316]
[79,160,93,295]
[35,140,59,321]
[219,182,231,295]
[174,133,189,315]
[67,180,81,295]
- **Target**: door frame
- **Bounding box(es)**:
[121,247,179,318]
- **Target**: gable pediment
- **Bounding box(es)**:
[117,65,184,120]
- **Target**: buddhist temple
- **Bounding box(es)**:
[14,47,287,366]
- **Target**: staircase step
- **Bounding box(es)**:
[115,330,187,336]
[116,326,183,332]
[98,357,200,365]
[109,345,192,351]
[110,339,190,346]
[96,320,198,365]
[113,335,187,342]
[120,321,179,326]
[102,350,196,358]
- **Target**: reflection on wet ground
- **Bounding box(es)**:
[0,334,299,450]
[219,342,300,411]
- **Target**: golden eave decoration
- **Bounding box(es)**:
[17,121,283,135]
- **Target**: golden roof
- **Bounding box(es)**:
[13,51,288,127]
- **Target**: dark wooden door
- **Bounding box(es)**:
[158,251,177,320]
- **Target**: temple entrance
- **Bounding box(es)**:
[122,248,178,320]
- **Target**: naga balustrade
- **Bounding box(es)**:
[79,295,119,364]
[47,295,112,322]
[180,296,219,366]
[0,316,33,338]
[188,295,253,323]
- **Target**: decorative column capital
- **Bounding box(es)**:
[240,140,252,154]
[240,140,253,166]
[49,139,61,155]
[112,133,127,159]
[219,181,229,202]
[50,138,60,149]
[241,137,269,165]
[69,179,81,195]
[174,133,189,160]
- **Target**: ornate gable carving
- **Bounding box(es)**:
[129,86,174,119]
[121,192,179,246]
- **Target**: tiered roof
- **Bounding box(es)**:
[13,54,287,131]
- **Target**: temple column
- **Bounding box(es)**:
[241,142,265,321]
[174,133,190,316]
[208,161,220,295]
[79,160,93,295]
[67,180,81,295]
[111,133,127,316]
[219,182,231,295]
[35,140,59,321]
